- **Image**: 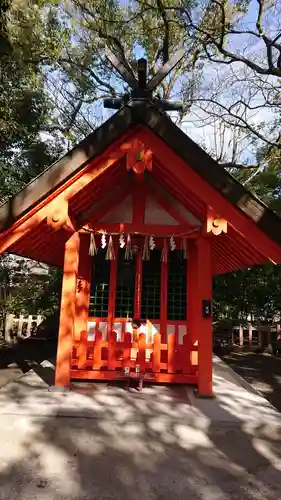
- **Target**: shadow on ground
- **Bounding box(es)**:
[222,352,281,412]
[0,338,57,388]
[1,342,281,498]
[0,367,281,499]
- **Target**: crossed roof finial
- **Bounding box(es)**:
[103,47,185,112]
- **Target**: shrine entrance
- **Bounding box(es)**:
[68,164,211,387]
[64,140,215,391]
[0,97,280,397]
[72,238,198,387]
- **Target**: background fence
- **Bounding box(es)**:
[1,313,281,350]
[217,322,281,349]
[3,314,43,343]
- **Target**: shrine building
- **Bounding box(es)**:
[1,99,281,397]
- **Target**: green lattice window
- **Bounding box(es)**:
[89,249,110,317]
[167,250,187,320]
[115,249,136,318]
[141,249,161,319]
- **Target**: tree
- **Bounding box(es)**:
[0,0,73,201]
[155,0,281,168]
[41,0,200,140]
[3,1,277,173]
[213,261,281,323]
[1,0,281,325]
[0,1,70,323]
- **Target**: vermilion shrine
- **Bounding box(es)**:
[1,51,281,397]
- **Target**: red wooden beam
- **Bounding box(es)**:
[13,220,51,253]
[74,234,92,341]
[196,237,213,397]
[138,128,281,264]
[15,222,67,256]
[133,176,146,226]
[86,222,196,236]
[227,227,264,264]
[0,131,138,257]
[70,177,128,218]
[13,224,69,267]
[70,369,197,384]
[213,237,245,272]
[226,236,262,267]
[70,163,126,215]
[147,175,202,227]
[153,161,204,218]
[0,159,115,256]
[153,160,205,218]
[214,233,261,273]
[107,237,118,339]
[161,258,168,343]
[72,159,127,207]
[134,247,143,319]
[79,180,132,227]
[147,184,195,228]
[55,232,80,387]
[187,241,197,344]
[215,234,259,270]
[211,243,229,275]
[13,180,130,264]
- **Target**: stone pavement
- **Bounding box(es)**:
[0,356,281,500]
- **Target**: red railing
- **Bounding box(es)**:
[71,328,198,384]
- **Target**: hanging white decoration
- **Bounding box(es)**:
[101,232,107,249]
[106,235,115,260]
[125,234,133,260]
[89,232,98,256]
[181,238,188,259]
[169,236,176,251]
[142,235,150,261]
[161,238,168,262]
[119,233,125,248]
[149,235,156,250]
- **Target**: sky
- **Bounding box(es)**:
[43,0,280,168]
[178,1,280,165]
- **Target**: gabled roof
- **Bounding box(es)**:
[1,98,281,274]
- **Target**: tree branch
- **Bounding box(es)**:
[212,0,226,48]
[58,57,117,97]
[220,162,259,169]
[156,0,170,63]
[163,2,281,77]
[188,97,280,147]
[256,0,265,36]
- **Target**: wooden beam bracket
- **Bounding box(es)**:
[126,138,152,175]
[46,199,76,232]
[206,207,227,236]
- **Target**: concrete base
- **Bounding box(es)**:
[193,389,215,399]
[0,356,281,499]
[48,385,70,393]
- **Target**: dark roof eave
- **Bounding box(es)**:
[0,105,135,231]
[134,102,281,248]
[0,98,281,252]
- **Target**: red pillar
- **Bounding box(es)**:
[239,325,244,346]
[195,236,213,397]
[134,247,142,319]
[74,234,92,341]
[248,323,252,348]
[107,237,118,338]
[187,241,197,344]
[55,232,80,387]
[187,241,198,370]
[160,259,168,343]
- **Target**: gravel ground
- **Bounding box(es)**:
[221,351,281,412]
[0,338,57,388]
[0,343,281,499]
